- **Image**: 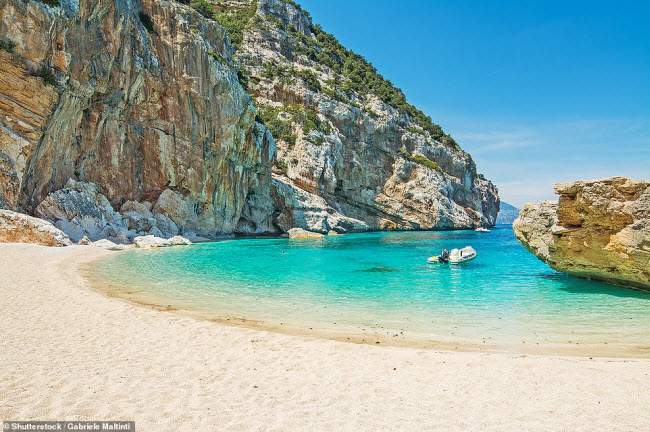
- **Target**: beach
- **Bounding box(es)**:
[1,243,649,431]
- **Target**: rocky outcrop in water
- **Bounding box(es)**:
[513,177,650,290]
[0,209,72,246]
[1,0,498,240]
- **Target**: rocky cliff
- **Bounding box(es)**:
[0,0,498,242]
[233,0,499,232]
[513,177,650,291]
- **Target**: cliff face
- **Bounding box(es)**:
[0,0,274,236]
[0,0,498,240]
[513,177,650,291]
[236,0,499,232]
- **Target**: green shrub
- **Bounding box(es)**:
[191,0,214,19]
[258,105,296,147]
[237,68,250,89]
[265,15,285,30]
[37,0,60,7]
[33,66,57,87]
[139,12,156,34]
[297,69,321,92]
[207,50,227,65]
[215,2,257,49]
[277,160,288,172]
[296,23,457,146]
[0,38,16,52]
[399,150,442,173]
[408,127,426,135]
[290,158,299,165]
[312,135,325,146]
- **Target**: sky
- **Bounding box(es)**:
[300,0,650,207]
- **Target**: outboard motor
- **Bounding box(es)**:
[440,249,450,263]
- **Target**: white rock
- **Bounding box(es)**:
[0,210,73,247]
[168,235,193,246]
[133,235,172,248]
[288,227,325,239]
[92,239,124,251]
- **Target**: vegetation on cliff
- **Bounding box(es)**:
[195,0,457,151]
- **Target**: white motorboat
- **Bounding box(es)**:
[475,227,490,232]
[448,246,476,264]
[428,246,477,264]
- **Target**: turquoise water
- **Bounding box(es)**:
[94,227,650,354]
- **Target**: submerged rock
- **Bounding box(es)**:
[0,209,72,247]
[288,228,325,239]
[513,177,650,290]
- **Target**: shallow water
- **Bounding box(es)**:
[93,227,650,354]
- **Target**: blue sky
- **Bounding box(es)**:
[300,0,650,207]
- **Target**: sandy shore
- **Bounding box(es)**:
[1,244,649,431]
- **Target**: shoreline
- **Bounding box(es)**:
[83,244,650,359]
[2,243,649,430]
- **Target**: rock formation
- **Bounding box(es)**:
[235,0,499,232]
[0,0,499,242]
[287,227,324,239]
[0,209,72,246]
[1,0,274,237]
[513,177,650,290]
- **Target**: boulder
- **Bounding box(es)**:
[288,227,325,239]
[92,239,124,251]
[169,235,193,246]
[120,200,153,218]
[133,234,192,248]
[78,236,92,245]
[153,213,179,237]
[153,189,192,229]
[133,235,172,248]
[148,226,164,238]
[327,230,339,236]
[0,209,72,247]
[121,200,156,232]
[35,179,128,243]
[513,177,650,290]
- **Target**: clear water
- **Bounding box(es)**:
[93,227,650,354]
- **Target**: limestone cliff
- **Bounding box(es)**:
[0,0,499,240]
[0,0,274,236]
[233,0,499,232]
[513,177,650,291]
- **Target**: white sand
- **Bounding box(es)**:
[1,243,648,431]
